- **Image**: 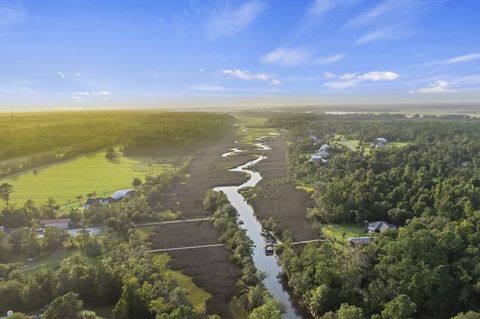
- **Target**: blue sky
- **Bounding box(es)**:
[1,0,479,110]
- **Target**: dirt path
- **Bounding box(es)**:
[248,133,319,242]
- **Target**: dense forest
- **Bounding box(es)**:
[0,111,233,177]
[268,113,480,318]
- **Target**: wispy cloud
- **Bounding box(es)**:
[358,71,399,81]
[190,84,225,92]
[57,71,66,78]
[261,47,311,67]
[436,52,480,65]
[314,53,345,64]
[294,0,358,35]
[0,6,25,28]
[222,69,280,85]
[207,1,265,39]
[323,72,336,79]
[355,26,408,45]
[348,0,442,45]
[324,70,399,89]
[223,69,269,81]
[72,91,112,101]
[417,80,455,93]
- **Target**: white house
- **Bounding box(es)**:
[347,237,373,247]
[319,144,330,152]
[40,218,71,229]
[373,138,387,148]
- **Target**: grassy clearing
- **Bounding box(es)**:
[390,142,410,148]
[152,253,211,311]
[321,224,366,247]
[135,226,156,240]
[237,128,280,144]
[234,115,268,127]
[19,249,73,274]
[167,270,211,312]
[0,150,175,208]
[296,184,314,193]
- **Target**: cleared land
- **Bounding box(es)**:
[321,224,366,248]
[0,151,178,207]
[246,133,319,242]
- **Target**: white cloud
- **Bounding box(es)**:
[418,80,455,94]
[443,53,480,64]
[324,79,360,89]
[222,69,270,81]
[323,72,336,79]
[74,72,82,77]
[314,53,345,64]
[261,47,311,67]
[207,1,265,39]
[358,71,399,81]
[57,71,65,78]
[72,91,112,101]
[324,70,399,89]
[271,78,282,85]
[191,84,225,91]
[339,73,358,80]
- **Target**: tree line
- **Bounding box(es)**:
[268,113,480,318]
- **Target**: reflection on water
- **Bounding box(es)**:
[215,146,309,318]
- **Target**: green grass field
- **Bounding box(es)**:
[152,254,211,312]
[0,151,174,207]
[167,270,211,312]
[321,224,366,247]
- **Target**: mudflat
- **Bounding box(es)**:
[150,132,257,318]
[162,133,257,218]
[248,133,319,242]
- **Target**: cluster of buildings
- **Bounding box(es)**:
[309,135,331,163]
[347,221,396,248]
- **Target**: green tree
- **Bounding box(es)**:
[248,299,284,319]
[381,295,416,319]
[452,311,480,319]
[0,183,13,206]
[132,177,142,188]
[321,304,365,319]
[43,292,84,319]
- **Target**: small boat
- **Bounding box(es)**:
[265,244,275,256]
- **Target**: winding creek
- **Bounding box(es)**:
[214,142,310,319]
